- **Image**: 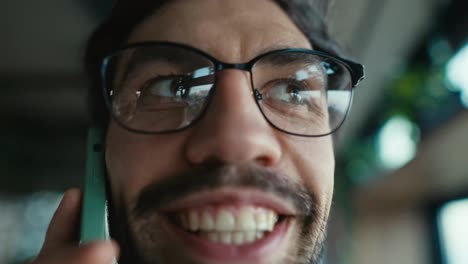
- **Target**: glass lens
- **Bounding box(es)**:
[103,45,215,132]
[252,51,353,136]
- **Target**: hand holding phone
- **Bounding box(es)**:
[33,189,118,263]
[32,128,118,264]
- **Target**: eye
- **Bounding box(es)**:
[266,79,312,105]
[142,75,187,100]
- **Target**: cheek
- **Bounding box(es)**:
[105,122,189,207]
[282,136,335,209]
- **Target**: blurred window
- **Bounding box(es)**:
[437,197,468,264]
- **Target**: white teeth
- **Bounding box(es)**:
[255,209,268,230]
[220,232,232,244]
[245,230,256,243]
[177,206,278,235]
[267,211,277,231]
[216,209,236,231]
[238,207,256,230]
[183,208,274,246]
[202,230,265,245]
[200,211,214,231]
[256,231,265,239]
[189,210,199,231]
[233,231,244,245]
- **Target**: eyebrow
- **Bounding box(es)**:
[128,47,194,68]
[254,44,300,55]
[253,41,313,57]
[116,42,316,81]
[120,47,206,81]
[257,51,321,67]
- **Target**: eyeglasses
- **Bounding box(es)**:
[101,42,364,137]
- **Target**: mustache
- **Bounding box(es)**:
[132,162,317,218]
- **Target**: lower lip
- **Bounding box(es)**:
[163,216,292,263]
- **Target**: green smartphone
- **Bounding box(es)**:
[80,127,110,243]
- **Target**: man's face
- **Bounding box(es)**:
[105,0,335,263]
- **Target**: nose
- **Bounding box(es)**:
[184,70,282,166]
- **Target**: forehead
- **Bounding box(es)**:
[126,0,312,63]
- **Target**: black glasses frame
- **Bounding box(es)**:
[101,41,365,137]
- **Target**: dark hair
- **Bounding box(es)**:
[84,0,341,129]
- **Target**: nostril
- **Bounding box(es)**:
[185,136,282,166]
[255,156,274,167]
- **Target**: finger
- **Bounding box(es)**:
[42,188,82,251]
[35,240,119,264]
[78,241,120,264]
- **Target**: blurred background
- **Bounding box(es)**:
[1,0,467,263]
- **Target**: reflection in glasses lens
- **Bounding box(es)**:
[251,51,353,136]
[102,43,356,136]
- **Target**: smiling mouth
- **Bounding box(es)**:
[156,189,295,262]
[168,205,287,245]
